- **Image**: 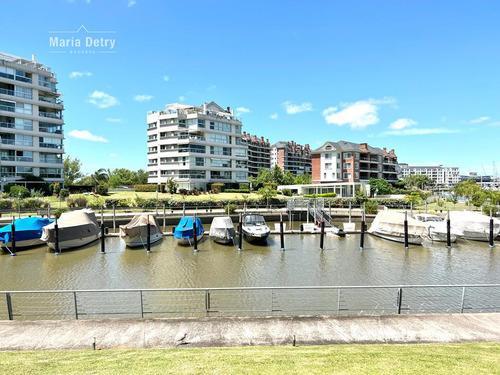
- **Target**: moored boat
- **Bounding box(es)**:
[242,214,270,244]
[368,210,427,245]
[41,209,101,251]
[174,216,204,245]
[448,211,500,242]
[119,214,163,247]
[0,217,54,252]
[413,213,460,242]
[209,216,236,244]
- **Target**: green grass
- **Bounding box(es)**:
[0,343,499,374]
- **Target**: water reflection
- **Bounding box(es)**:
[0,231,499,292]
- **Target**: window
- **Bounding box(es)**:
[16,151,33,162]
[325,163,332,170]
[210,146,231,156]
[148,147,157,153]
[17,166,33,174]
[210,121,231,132]
[148,135,157,141]
[210,171,231,180]
[234,125,242,134]
[39,136,61,148]
[235,172,248,180]
[355,153,359,159]
[197,119,205,128]
[343,172,351,179]
[235,160,247,169]
[16,102,32,115]
[235,148,247,157]
[187,119,197,125]
[325,145,332,150]
[343,152,352,159]
[0,66,15,80]
[324,153,331,159]
[40,153,62,164]
[148,122,157,129]
[210,134,230,144]
[211,158,231,168]
[343,162,351,169]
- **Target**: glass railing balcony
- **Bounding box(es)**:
[39,96,63,105]
[15,76,32,83]
[0,88,32,99]
[1,139,33,147]
[40,158,63,164]
[39,127,62,134]
[0,72,15,80]
[0,172,16,177]
[16,157,33,162]
[0,104,15,112]
[1,156,15,161]
[39,143,62,149]
[39,173,62,178]
[39,111,62,119]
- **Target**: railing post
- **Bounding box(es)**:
[460,286,466,313]
[140,291,144,318]
[337,288,341,315]
[397,288,403,314]
[6,293,13,320]
[73,291,78,319]
[205,290,211,316]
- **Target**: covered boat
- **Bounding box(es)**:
[448,211,500,242]
[41,209,101,251]
[209,216,236,244]
[119,214,163,247]
[413,213,460,242]
[174,216,204,245]
[242,214,270,244]
[368,210,427,245]
[0,217,54,251]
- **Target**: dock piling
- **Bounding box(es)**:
[446,211,452,249]
[319,221,325,251]
[404,211,409,250]
[280,213,285,251]
[238,214,243,251]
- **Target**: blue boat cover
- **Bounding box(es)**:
[173,216,204,240]
[0,217,54,243]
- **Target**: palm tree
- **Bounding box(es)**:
[90,168,109,191]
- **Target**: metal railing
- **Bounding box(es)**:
[0,284,499,321]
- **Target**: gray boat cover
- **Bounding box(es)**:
[41,209,100,242]
[368,210,428,237]
[209,216,235,239]
[119,214,161,237]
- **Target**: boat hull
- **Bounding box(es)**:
[46,233,101,251]
[369,230,424,245]
[211,236,235,245]
[176,233,204,246]
[122,233,163,247]
[1,238,45,250]
[242,230,270,244]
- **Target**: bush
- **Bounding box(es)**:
[22,198,50,210]
[133,184,158,192]
[482,204,498,216]
[282,188,292,197]
[59,189,70,199]
[86,196,106,209]
[225,189,250,193]
[0,199,13,209]
[135,196,158,208]
[239,183,250,190]
[53,207,68,219]
[211,183,225,193]
[178,189,188,196]
[105,198,130,208]
[224,203,238,215]
[303,193,337,198]
[96,184,108,196]
[52,182,61,195]
[364,200,379,215]
[66,195,88,208]
[9,185,30,199]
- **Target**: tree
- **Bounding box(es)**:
[257,186,277,208]
[63,156,84,186]
[256,168,273,185]
[90,168,109,191]
[282,171,295,185]
[294,173,312,185]
[454,179,481,210]
[166,177,178,194]
[404,174,432,190]
[271,165,284,185]
[369,178,393,196]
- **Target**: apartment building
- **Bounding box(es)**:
[241,131,271,177]
[146,101,248,190]
[271,141,311,176]
[0,52,64,186]
[399,163,460,187]
[312,141,399,184]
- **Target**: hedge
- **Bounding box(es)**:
[303,193,337,198]
[225,189,250,193]
[134,184,158,192]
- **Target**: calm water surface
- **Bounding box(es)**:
[1,225,499,291]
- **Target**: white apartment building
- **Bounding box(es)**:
[147,102,248,190]
[0,53,64,186]
[399,163,460,187]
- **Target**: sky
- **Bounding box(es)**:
[2,0,500,176]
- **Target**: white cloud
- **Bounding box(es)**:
[379,128,460,136]
[69,130,109,142]
[270,113,278,120]
[109,153,117,157]
[179,96,185,102]
[163,75,169,82]
[206,85,217,91]
[128,0,136,6]
[87,90,119,109]
[106,118,122,123]
[133,94,154,102]
[322,97,396,129]
[282,101,313,114]
[488,121,500,127]
[69,71,92,78]
[389,118,418,130]
[470,116,490,124]
[236,107,250,114]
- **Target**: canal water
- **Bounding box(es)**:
[0,225,498,291]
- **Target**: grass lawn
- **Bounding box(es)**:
[0,343,498,374]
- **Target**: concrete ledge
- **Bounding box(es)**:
[0,313,499,350]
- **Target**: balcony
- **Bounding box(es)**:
[39,111,62,119]
[0,88,32,100]
[39,95,63,105]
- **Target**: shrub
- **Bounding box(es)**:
[303,193,337,198]
[59,189,70,199]
[225,189,250,193]
[31,189,46,198]
[53,207,68,219]
[211,183,225,193]
[22,198,50,210]
[96,184,109,196]
[282,188,292,197]
[86,196,106,209]
[0,199,13,209]
[66,195,88,208]
[364,200,379,215]
[239,183,250,190]
[105,198,130,208]
[482,204,498,216]
[178,189,188,196]
[9,185,30,199]
[133,184,158,192]
[52,182,61,195]
[135,195,158,208]
[224,203,238,215]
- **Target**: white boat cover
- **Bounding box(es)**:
[368,210,428,237]
[209,217,235,239]
[41,209,100,243]
[119,214,161,237]
[448,211,500,236]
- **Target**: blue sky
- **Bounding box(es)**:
[2,0,500,176]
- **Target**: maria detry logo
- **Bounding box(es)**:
[49,25,116,55]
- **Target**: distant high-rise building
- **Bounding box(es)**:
[146,101,248,190]
[0,52,64,186]
[312,141,398,184]
[399,163,460,187]
[241,132,271,178]
[271,141,311,176]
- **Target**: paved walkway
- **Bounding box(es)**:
[0,313,499,350]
